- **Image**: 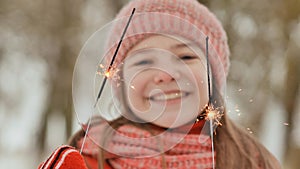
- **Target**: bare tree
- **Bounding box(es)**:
[280,0,300,168]
[205,0,300,168]
[37,0,83,155]
[37,0,129,156]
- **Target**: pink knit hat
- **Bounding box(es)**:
[104,0,230,93]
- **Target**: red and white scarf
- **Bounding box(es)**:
[78,121,215,169]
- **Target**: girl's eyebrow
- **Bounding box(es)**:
[170,42,198,50]
[127,48,154,60]
[125,49,154,67]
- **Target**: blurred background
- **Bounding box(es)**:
[0,0,299,168]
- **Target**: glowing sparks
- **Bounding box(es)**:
[99,64,105,69]
[105,71,110,77]
[235,105,240,112]
[249,99,253,103]
[246,127,253,134]
[283,122,289,126]
[204,105,223,127]
[97,65,120,80]
[207,110,216,120]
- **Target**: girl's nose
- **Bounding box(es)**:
[153,71,180,84]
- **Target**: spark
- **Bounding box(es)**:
[235,105,240,112]
[207,110,217,120]
[105,71,110,77]
[283,122,289,126]
[204,105,223,127]
[130,85,135,89]
[246,127,253,134]
[97,66,120,80]
[238,88,242,92]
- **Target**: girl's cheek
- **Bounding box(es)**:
[124,72,147,97]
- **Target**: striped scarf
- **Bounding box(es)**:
[79,122,215,169]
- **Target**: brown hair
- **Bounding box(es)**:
[215,115,281,168]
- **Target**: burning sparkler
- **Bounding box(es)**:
[199,36,224,169]
[205,105,223,127]
[97,64,120,81]
[80,8,136,154]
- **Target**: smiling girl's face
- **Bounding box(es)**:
[122,35,209,128]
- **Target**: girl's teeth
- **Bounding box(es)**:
[151,92,187,101]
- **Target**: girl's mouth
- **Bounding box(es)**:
[149,91,190,101]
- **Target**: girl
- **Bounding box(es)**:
[39,0,281,168]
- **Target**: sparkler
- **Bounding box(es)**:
[206,36,212,105]
[79,8,136,154]
[205,36,216,169]
[199,36,224,169]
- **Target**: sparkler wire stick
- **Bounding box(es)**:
[80,8,136,154]
[206,36,215,169]
[206,36,212,104]
[95,7,136,107]
[210,117,215,169]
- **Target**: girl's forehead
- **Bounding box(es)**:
[127,35,201,56]
[132,35,186,49]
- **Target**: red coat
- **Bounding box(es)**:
[38,145,112,169]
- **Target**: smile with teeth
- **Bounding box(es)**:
[149,91,189,101]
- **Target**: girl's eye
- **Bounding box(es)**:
[134,60,152,66]
[180,55,198,60]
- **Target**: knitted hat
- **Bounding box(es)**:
[104,0,230,93]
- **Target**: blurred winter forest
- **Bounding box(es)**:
[0,0,299,168]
